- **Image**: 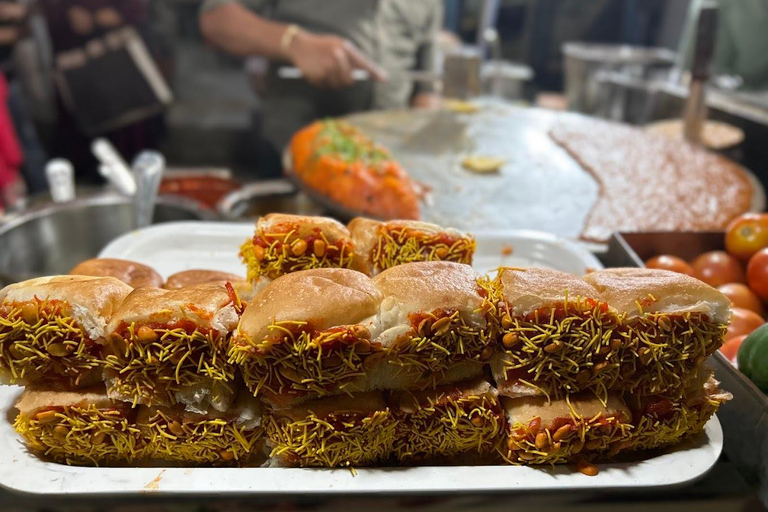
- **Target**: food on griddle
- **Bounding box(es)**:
[265,392,396,468]
[13,386,142,466]
[164,269,246,290]
[290,120,421,220]
[0,276,132,387]
[70,258,164,289]
[138,392,263,465]
[348,217,476,276]
[391,378,503,463]
[229,268,383,408]
[240,213,355,286]
[103,282,242,410]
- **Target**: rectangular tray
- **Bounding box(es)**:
[0,223,723,495]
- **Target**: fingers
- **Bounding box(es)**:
[331,47,355,88]
[343,41,388,82]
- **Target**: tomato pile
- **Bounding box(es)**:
[645,213,768,368]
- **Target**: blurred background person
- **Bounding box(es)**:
[199,0,443,177]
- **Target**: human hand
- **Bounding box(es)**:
[0,2,26,22]
[68,6,94,35]
[411,93,442,110]
[287,30,386,88]
[94,7,123,29]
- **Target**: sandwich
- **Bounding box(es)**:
[0,276,132,387]
[164,269,246,290]
[391,378,503,463]
[265,391,396,467]
[139,392,264,465]
[13,386,142,466]
[230,268,384,408]
[70,258,164,289]
[372,261,495,388]
[500,392,632,465]
[348,218,476,276]
[485,267,621,399]
[240,214,355,286]
[103,282,242,411]
[583,268,730,395]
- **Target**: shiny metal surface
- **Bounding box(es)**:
[217,179,324,220]
[0,194,215,285]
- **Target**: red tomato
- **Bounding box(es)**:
[691,251,746,287]
[718,283,765,316]
[725,213,768,261]
[727,307,765,340]
[747,248,768,301]
[645,255,695,277]
[721,334,747,364]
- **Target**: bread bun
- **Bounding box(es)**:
[496,267,600,317]
[15,386,114,414]
[503,393,630,428]
[390,378,495,413]
[1,275,132,340]
[238,268,382,342]
[583,268,730,323]
[106,281,239,336]
[258,213,350,242]
[164,270,245,290]
[70,258,163,289]
[274,391,388,422]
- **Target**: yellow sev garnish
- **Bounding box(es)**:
[615,310,727,396]
[371,227,476,274]
[389,310,494,381]
[266,410,396,467]
[13,405,141,466]
[240,226,354,283]
[104,322,234,407]
[229,321,381,400]
[0,300,101,387]
[393,393,503,462]
[141,410,263,465]
[501,407,633,466]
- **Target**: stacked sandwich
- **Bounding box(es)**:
[1,214,731,472]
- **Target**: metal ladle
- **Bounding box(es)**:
[132,151,165,229]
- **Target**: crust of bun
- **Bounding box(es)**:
[390,378,495,413]
[497,267,600,317]
[275,391,387,422]
[258,213,351,242]
[1,276,133,340]
[70,258,163,289]
[348,217,383,274]
[238,268,382,341]
[15,386,114,414]
[583,268,730,323]
[106,281,238,335]
[164,270,245,290]
[503,393,630,428]
[373,261,484,330]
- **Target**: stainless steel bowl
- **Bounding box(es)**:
[217,179,325,220]
[0,194,215,285]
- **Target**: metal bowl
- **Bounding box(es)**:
[0,194,215,286]
[216,179,325,220]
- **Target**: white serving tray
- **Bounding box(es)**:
[0,222,724,495]
[97,221,603,278]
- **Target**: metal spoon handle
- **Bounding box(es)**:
[45,159,76,203]
[132,151,165,229]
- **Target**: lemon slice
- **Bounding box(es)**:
[461,155,505,173]
[444,100,480,113]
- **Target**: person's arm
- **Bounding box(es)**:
[411,0,443,109]
[199,1,386,89]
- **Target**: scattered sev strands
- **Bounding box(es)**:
[141,410,263,465]
[13,405,141,466]
[371,226,476,273]
[393,393,503,462]
[240,225,354,282]
[389,310,494,379]
[314,119,392,166]
[627,395,722,452]
[230,321,382,398]
[104,322,234,407]
[266,410,396,468]
[0,300,101,386]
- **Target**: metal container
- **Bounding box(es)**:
[217,179,324,221]
[443,46,483,100]
[563,43,676,114]
[0,194,215,286]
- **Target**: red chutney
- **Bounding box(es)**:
[116,319,211,341]
[520,300,609,323]
[408,309,457,330]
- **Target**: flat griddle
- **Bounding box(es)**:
[286,102,765,242]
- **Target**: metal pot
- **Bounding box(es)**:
[563,43,676,115]
[0,193,215,286]
[217,180,324,221]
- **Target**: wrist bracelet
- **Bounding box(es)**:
[281,24,301,57]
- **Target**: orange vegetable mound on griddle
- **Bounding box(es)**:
[290,120,421,220]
